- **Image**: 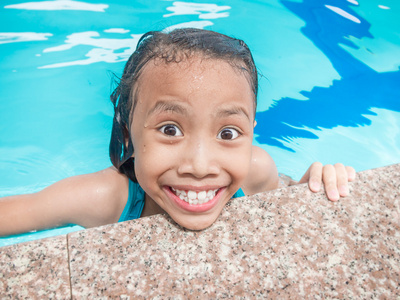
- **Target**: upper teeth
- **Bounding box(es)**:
[171,188,218,205]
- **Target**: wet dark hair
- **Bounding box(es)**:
[109,28,258,182]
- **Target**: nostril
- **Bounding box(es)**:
[177,145,220,177]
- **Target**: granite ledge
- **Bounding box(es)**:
[0,234,71,299]
[67,163,400,298]
[1,164,398,298]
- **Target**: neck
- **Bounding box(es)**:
[140,193,165,218]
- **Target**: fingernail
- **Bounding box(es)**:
[328,190,340,201]
[339,185,349,196]
[310,181,320,192]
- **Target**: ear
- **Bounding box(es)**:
[253,120,257,128]
[123,126,135,159]
[123,126,130,147]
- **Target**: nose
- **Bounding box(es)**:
[177,138,220,178]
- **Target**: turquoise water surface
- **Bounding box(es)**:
[1,0,399,246]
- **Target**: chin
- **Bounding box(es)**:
[173,214,219,231]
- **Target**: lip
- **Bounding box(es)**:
[163,186,226,213]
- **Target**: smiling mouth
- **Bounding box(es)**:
[170,187,220,205]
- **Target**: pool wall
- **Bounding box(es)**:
[1,163,399,298]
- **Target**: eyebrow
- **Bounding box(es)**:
[215,105,251,121]
[147,100,188,117]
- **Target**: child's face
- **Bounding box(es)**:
[131,56,255,230]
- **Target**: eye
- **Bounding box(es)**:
[217,128,240,140]
[159,124,183,137]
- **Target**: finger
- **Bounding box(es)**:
[335,163,349,197]
[346,166,356,181]
[322,164,340,201]
[308,162,323,192]
[298,165,311,184]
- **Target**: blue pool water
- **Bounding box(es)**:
[1,0,399,247]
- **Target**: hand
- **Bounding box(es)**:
[298,162,356,201]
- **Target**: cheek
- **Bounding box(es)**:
[134,150,159,196]
[134,146,155,177]
[133,142,173,182]
[223,144,253,182]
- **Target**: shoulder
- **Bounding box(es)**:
[76,167,131,226]
[46,167,130,228]
[241,145,279,196]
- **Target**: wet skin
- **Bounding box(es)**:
[131,57,255,230]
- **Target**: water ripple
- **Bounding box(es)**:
[164,1,230,19]
[4,0,108,12]
[0,32,52,44]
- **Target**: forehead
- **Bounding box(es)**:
[134,57,255,115]
[140,56,246,81]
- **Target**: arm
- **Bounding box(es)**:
[0,167,129,237]
[241,145,279,195]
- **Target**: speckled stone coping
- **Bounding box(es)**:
[68,164,400,298]
[0,235,70,298]
[1,164,399,298]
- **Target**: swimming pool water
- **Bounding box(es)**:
[1,0,399,246]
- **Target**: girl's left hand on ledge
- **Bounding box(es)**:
[298,162,356,201]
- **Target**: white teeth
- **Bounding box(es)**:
[188,191,197,200]
[171,188,219,205]
[198,191,206,201]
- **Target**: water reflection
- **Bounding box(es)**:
[2,1,230,68]
[0,32,52,44]
[255,0,400,151]
[40,30,142,68]
[5,0,109,12]
[164,1,230,19]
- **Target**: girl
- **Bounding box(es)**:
[0,28,355,235]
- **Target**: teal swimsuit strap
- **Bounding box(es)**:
[118,180,146,222]
[232,188,245,198]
